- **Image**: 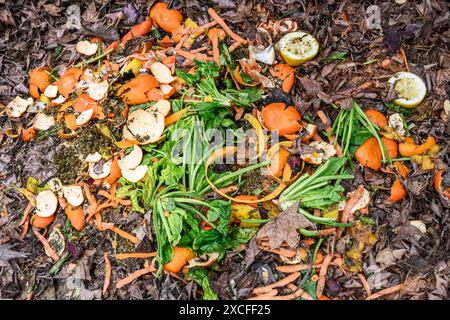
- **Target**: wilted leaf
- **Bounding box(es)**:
[256,202,313,249]
[0,244,29,267]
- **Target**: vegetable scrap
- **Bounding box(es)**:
[1,1,448,301]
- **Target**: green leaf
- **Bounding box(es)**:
[328,51,348,61]
[187,267,219,300]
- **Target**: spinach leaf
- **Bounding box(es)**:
[187,267,219,300]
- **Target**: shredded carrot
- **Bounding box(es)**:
[97,190,131,206]
[253,272,301,295]
[248,289,278,300]
[180,20,218,36]
[165,108,188,126]
[262,247,297,258]
[207,8,247,44]
[33,229,59,261]
[357,273,372,297]
[103,253,111,295]
[399,47,410,72]
[102,223,139,244]
[19,202,33,226]
[316,253,333,298]
[83,184,98,217]
[314,228,337,237]
[366,283,403,300]
[20,219,29,239]
[116,252,157,260]
[87,201,118,221]
[229,41,243,52]
[276,264,322,273]
[116,266,156,289]
[175,48,212,62]
[270,287,313,300]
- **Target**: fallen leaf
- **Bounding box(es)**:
[256,202,313,249]
[0,244,29,267]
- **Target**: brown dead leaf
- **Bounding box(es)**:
[256,202,313,249]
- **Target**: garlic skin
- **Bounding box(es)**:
[254,45,276,65]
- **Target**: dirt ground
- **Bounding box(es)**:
[0,0,449,300]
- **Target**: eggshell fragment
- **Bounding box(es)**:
[118,145,143,171]
[35,190,58,218]
[62,185,85,207]
[148,99,171,117]
[121,165,148,183]
[76,40,98,56]
[44,84,58,98]
[124,109,165,145]
[150,62,176,84]
[87,80,109,101]
[85,152,102,163]
[33,112,55,131]
[88,159,112,179]
[6,96,33,118]
[75,108,94,126]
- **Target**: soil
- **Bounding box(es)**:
[0,0,449,300]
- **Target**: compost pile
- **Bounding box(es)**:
[0,0,449,300]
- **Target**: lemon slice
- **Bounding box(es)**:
[279,31,319,66]
[388,72,426,108]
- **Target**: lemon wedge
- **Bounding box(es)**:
[279,31,319,66]
[388,72,427,108]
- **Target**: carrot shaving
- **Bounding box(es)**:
[357,273,372,297]
[116,252,157,260]
[165,108,188,126]
[229,41,243,52]
[20,219,29,239]
[253,272,301,295]
[33,229,59,261]
[116,266,156,289]
[365,283,403,300]
[267,287,313,300]
[103,253,111,295]
[399,48,410,72]
[83,184,98,216]
[316,253,333,298]
[97,190,131,206]
[207,8,247,44]
[276,263,322,273]
[313,228,337,237]
[102,223,139,244]
[87,201,118,221]
[247,289,278,300]
[19,202,33,226]
[175,48,212,62]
